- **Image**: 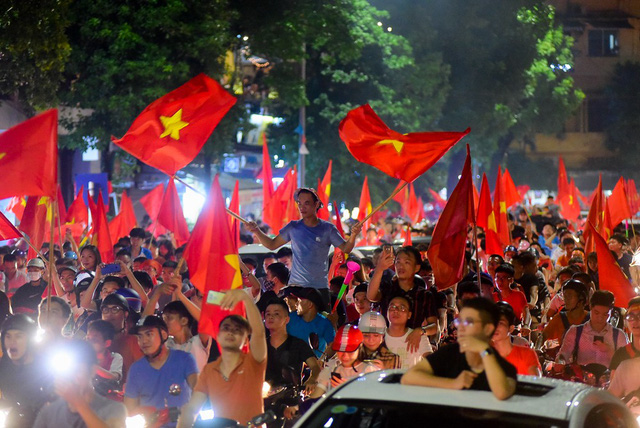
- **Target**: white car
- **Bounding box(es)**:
[294,370,638,428]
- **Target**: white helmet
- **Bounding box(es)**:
[358,311,387,334]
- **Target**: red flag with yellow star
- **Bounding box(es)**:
[608,177,632,227]
[338,104,469,182]
[317,160,332,220]
[0,109,58,200]
[357,176,373,231]
[477,173,502,255]
[6,197,26,222]
[183,175,245,338]
[19,196,52,258]
[494,167,510,246]
[157,180,190,246]
[111,74,236,177]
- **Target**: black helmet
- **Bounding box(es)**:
[101,293,130,313]
[130,315,168,335]
[1,314,37,355]
[563,280,588,303]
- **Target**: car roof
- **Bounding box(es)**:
[318,370,620,422]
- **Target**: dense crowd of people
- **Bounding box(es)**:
[0,187,638,427]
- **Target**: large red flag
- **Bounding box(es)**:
[317,160,332,221]
[557,156,569,202]
[608,177,631,227]
[109,191,137,242]
[66,186,89,226]
[112,74,236,177]
[0,211,22,241]
[183,175,245,338]
[477,173,502,255]
[357,176,373,231]
[157,180,190,246]
[228,180,240,248]
[0,109,58,200]
[258,134,275,227]
[494,168,510,246]
[428,188,447,210]
[91,192,114,263]
[428,146,475,289]
[140,183,165,221]
[339,104,469,182]
[502,168,521,208]
[587,222,636,307]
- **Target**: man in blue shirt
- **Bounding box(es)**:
[248,188,361,307]
[285,287,336,359]
[124,316,198,427]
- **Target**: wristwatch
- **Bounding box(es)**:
[480,347,494,358]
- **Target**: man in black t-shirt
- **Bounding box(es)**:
[264,299,320,394]
[11,258,48,318]
[401,298,517,400]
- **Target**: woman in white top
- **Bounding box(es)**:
[384,296,432,369]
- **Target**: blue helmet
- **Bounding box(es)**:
[115,288,142,313]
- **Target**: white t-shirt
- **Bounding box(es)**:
[317,356,378,392]
[384,329,433,369]
[166,335,211,372]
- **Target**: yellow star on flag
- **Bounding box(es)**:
[0,153,6,160]
[377,139,404,154]
[224,254,243,289]
[499,201,507,214]
[159,109,189,140]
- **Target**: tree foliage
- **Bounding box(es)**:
[0,0,71,111]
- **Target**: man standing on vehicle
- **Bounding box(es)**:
[401,298,517,400]
[177,289,267,427]
[246,188,361,309]
[555,290,628,368]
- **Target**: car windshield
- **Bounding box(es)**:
[303,399,569,428]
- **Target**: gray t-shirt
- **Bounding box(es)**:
[33,393,127,428]
[279,219,345,289]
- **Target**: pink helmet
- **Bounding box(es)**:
[332,324,363,352]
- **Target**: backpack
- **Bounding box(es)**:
[571,323,620,363]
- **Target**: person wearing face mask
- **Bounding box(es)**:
[256,262,289,313]
[11,258,49,318]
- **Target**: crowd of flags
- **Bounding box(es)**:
[1,73,638,336]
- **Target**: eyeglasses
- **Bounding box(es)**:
[494,275,512,282]
[453,318,481,328]
[626,313,640,322]
[388,304,409,313]
[101,306,124,315]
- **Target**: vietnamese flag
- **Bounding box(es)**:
[560,178,581,222]
[66,186,89,226]
[281,167,299,227]
[407,183,422,223]
[502,168,521,208]
[427,145,475,290]
[608,177,631,227]
[317,160,332,220]
[6,197,26,222]
[392,181,410,216]
[477,173,502,255]
[140,183,165,221]
[428,188,447,210]
[339,104,469,182]
[91,192,114,263]
[20,196,51,258]
[112,74,236,177]
[228,180,240,248]
[109,191,137,242]
[626,179,640,216]
[557,156,570,202]
[494,167,510,246]
[0,211,22,241]
[587,221,636,307]
[357,176,373,231]
[157,180,190,246]
[0,109,58,200]
[258,134,275,227]
[584,176,604,252]
[183,175,245,338]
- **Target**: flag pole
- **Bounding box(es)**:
[173,175,249,224]
[46,198,57,319]
[356,181,409,228]
[55,187,64,250]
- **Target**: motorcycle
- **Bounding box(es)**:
[263,366,305,427]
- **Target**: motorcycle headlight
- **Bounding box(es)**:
[125,414,146,428]
[199,409,215,420]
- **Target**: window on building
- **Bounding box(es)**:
[587,97,607,132]
[588,30,619,57]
